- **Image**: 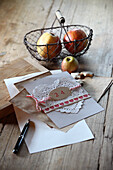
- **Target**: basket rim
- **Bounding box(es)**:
[24,24,93,47]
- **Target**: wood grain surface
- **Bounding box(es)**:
[0,0,113,170]
[0,58,48,119]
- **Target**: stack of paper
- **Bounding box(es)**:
[4,70,104,153]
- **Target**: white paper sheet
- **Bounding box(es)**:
[4,71,94,153]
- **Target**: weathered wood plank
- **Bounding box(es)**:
[0,58,48,119]
[99,83,113,170]
[0,0,113,170]
[75,0,113,67]
[0,114,16,160]
[0,0,53,67]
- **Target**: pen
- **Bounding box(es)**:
[97,79,113,103]
[12,119,30,154]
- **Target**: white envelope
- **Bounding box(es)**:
[4,71,94,153]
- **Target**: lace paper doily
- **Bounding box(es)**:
[56,100,84,114]
[32,77,88,114]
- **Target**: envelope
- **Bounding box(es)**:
[4,71,95,153]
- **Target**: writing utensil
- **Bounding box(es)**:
[12,119,30,154]
[97,79,113,103]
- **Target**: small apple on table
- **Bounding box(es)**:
[61,56,79,73]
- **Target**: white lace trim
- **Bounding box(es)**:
[56,100,84,114]
[32,78,86,113]
[33,78,85,104]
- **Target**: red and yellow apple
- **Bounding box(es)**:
[63,29,88,54]
[37,32,62,59]
[61,56,79,73]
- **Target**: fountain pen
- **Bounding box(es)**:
[12,119,30,154]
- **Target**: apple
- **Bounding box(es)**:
[61,56,79,73]
[63,29,88,54]
[37,32,62,59]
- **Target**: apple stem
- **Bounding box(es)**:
[67,58,70,61]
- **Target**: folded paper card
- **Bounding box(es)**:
[23,72,104,128]
[10,88,74,132]
[4,71,95,153]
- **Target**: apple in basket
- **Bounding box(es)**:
[61,56,79,73]
[63,29,88,54]
[37,32,62,59]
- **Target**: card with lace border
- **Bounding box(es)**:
[23,72,104,128]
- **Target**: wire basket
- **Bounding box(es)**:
[24,11,93,61]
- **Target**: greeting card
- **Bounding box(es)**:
[23,72,104,128]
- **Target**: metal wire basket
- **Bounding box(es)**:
[24,10,93,61]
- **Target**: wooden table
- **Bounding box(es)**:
[0,0,113,169]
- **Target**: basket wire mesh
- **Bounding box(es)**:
[24,11,93,61]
